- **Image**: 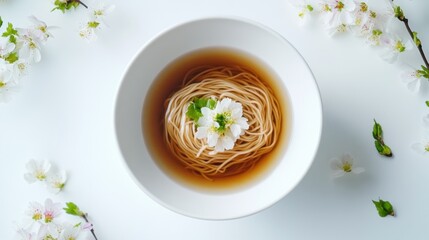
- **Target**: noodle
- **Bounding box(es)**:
[164,65,282,179]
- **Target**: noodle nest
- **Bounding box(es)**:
[164,65,282,179]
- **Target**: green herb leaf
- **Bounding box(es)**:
[426,101,429,107]
[63,202,84,217]
[0,17,3,28]
[186,98,217,122]
[372,199,395,217]
[372,119,393,157]
[393,6,404,20]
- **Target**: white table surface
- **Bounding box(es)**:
[1,0,429,239]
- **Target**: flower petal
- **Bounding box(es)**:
[352,167,365,174]
[221,135,235,150]
[411,142,427,154]
[207,132,219,147]
[229,124,241,138]
[332,169,346,178]
[195,127,209,139]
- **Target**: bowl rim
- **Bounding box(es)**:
[114,16,323,220]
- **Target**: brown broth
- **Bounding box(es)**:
[142,47,290,192]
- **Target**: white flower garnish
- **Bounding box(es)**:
[195,98,249,153]
[24,159,52,183]
[330,154,365,178]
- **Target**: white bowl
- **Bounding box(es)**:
[115,17,322,220]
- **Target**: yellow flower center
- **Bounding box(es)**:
[342,161,352,172]
[44,212,53,223]
[35,171,46,181]
[0,81,5,88]
[32,212,43,221]
[29,41,37,50]
[360,2,368,12]
[18,63,26,72]
[395,40,406,52]
[335,1,345,11]
[323,4,331,12]
[94,10,103,16]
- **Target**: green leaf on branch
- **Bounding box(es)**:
[372,119,393,157]
[52,0,80,13]
[412,32,422,47]
[418,65,429,79]
[393,5,404,20]
[372,199,395,217]
[63,202,85,217]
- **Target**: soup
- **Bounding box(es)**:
[143,47,290,191]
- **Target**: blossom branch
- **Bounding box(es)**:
[82,214,99,240]
[398,17,429,69]
[64,202,99,240]
[71,0,88,9]
[391,0,429,75]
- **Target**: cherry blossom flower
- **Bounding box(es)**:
[24,159,52,183]
[330,154,365,178]
[379,34,413,63]
[321,0,357,30]
[43,199,62,225]
[79,24,98,42]
[28,16,55,42]
[58,224,82,240]
[79,2,115,42]
[400,65,425,92]
[411,115,429,155]
[411,130,429,155]
[17,29,43,63]
[290,0,314,23]
[0,38,15,57]
[46,170,67,194]
[195,98,249,153]
[11,59,31,81]
[90,1,116,25]
[0,59,17,102]
[15,227,35,240]
[25,201,44,223]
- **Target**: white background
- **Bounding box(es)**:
[1,0,429,239]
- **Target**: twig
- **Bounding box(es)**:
[399,17,429,69]
[82,214,99,240]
